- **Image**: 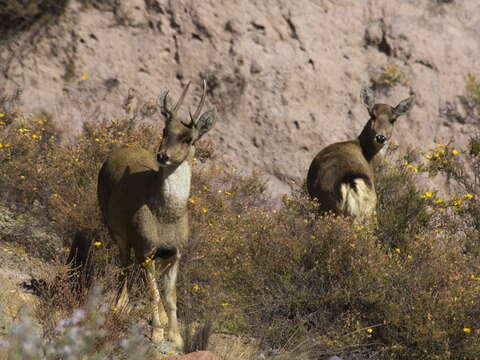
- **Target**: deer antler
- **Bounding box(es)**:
[191,79,207,124]
[172,81,191,115]
[156,81,192,123]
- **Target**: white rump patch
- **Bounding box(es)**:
[338,178,377,222]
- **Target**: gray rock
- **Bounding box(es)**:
[1,0,479,198]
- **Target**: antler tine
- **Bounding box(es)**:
[156,88,171,118]
[188,107,195,123]
[172,81,191,115]
[192,79,207,122]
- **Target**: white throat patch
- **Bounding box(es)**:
[161,161,192,212]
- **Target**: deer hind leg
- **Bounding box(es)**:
[112,232,131,311]
[144,259,165,344]
[163,253,183,349]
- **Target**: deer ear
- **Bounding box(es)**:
[360,87,375,113]
[195,108,216,138]
[393,95,415,117]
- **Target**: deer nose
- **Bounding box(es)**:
[375,134,386,144]
[157,152,170,164]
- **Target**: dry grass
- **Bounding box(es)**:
[0,93,479,359]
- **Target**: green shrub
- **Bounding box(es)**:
[0,0,69,38]
[371,64,410,91]
[464,73,480,119]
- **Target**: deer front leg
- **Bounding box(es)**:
[156,261,171,327]
[144,260,164,344]
[163,253,183,349]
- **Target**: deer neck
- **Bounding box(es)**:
[358,126,377,163]
[154,151,193,218]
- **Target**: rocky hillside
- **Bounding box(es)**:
[1,0,479,197]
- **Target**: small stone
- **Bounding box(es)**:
[250,60,262,74]
[167,351,222,360]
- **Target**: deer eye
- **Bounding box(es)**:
[184,136,193,144]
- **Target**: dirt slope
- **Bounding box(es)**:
[1,0,479,197]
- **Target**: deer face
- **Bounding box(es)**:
[156,81,216,167]
[360,87,415,155]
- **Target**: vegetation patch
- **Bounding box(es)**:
[0,85,479,358]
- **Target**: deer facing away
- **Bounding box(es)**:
[97,80,216,348]
[306,88,415,222]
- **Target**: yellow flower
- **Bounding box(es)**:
[141,257,152,267]
[394,248,401,253]
[452,149,459,155]
[92,241,102,247]
[201,207,208,213]
[470,274,480,281]
[367,328,373,333]
[463,328,471,333]
[31,134,40,140]
[110,305,119,312]
[0,121,6,125]
[464,193,474,199]
[203,185,209,191]
[355,226,365,231]
[451,199,462,206]
[192,284,201,292]
[433,229,440,233]
[224,191,232,196]
[407,164,418,172]
[19,175,26,180]
[435,199,444,204]
[221,302,230,308]
[415,235,421,239]
[81,72,88,80]
[50,193,59,199]
[290,179,296,184]
[420,191,433,199]
[350,243,357,248]
[437,143,445,148]
[0,113,5,117]
[189,198,196,204]
[94,138,100,142]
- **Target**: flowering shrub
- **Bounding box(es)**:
[0,90,479,359]
[3,287,150,360]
